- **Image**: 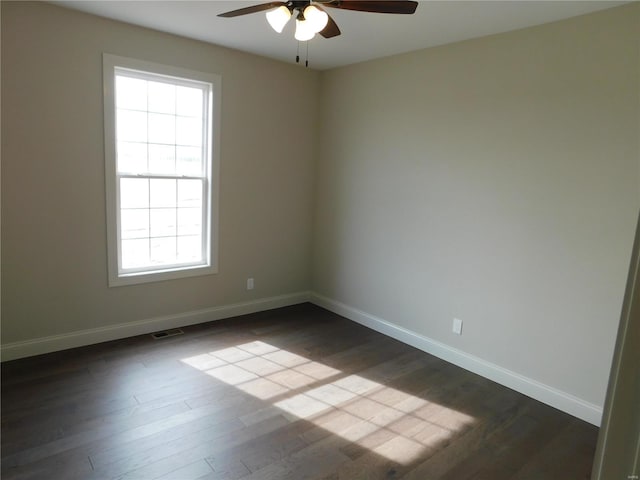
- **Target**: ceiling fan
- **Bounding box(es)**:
[217,1,419,42]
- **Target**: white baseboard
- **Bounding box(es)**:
[310,292,603,426]
[1,290,603,426]
[1,291,311,362]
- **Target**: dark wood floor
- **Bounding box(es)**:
[1,304,598,480]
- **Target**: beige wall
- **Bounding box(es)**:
[313,4,639,408]
[1,2,318,343]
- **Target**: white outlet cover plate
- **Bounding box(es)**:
[453,318,463,335]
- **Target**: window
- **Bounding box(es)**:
[103,54,221,286]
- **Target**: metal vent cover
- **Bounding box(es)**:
[150,328,184,340]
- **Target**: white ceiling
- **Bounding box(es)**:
[53,1,627,70]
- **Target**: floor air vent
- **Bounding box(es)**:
[150,328,184,340]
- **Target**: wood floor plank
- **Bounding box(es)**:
[509,421,597,480]
[154,459,215,480]
[93,413,292,479]
[438,410,569,480]
[1,399,192,459]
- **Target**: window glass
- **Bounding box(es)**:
[104,54,219,286]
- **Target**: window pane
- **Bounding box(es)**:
[121,209,149,239]
[116,76,147,111]
[178,235,202,262]
[120,178,149,209]
[150,179,176,208]
[150,208,177,237]
[178,208,202,235]
[148,144,175,175]
[178,179,202,207]
[177,86,203,117]
[107,59,217,283]
[148,81,175,114]
[150,237,176,265]
[121,238,150,269]
[148,113,175,144]
[176,117,202,146]
[117,110,147,142]
[118,142,147,173]
[177,146,203,176]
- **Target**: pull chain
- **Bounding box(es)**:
[305,41,309,68]
[295,41,310,68]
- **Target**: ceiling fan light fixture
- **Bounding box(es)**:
[295,17,315,41]
[219,0,418,46]
[303,5,328,33]
[266,5,291,33]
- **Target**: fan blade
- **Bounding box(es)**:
[217,2,287,18]
[318,8,341,38]
[325,1,418,14]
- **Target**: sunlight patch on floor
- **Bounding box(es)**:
[181,340,475,465]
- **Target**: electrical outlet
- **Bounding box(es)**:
[453,318,463,335]
[246,278,254,290]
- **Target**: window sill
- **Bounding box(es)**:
[108,264,217,287]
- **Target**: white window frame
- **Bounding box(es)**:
[103,54,221,287]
